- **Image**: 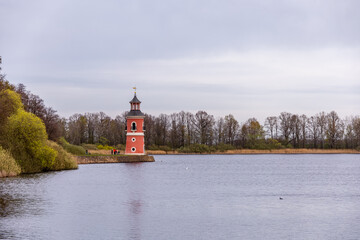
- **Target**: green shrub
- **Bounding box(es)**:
[47,141,78,170]
[81,143,98,150]
[4,110,57,173]
[178,144,211,153]
[159,145,172,152]
[177,146,190,153]
[97,144,113,150]
[58,137,86,155]
[265,139,283,149]
[99,137,109,146]
[147,144,160,150]
[0,146,21,177]
[215,143,235,152]
[209,146,217,153]
[286,143,293,149]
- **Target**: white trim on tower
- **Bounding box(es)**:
[127,132,144,136]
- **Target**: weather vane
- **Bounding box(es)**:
[133,87,137,94]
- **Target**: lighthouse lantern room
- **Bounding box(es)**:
[125,88,146,155]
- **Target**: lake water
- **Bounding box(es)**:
[1,154,360,240]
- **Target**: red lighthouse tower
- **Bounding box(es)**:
[125,89,146,155]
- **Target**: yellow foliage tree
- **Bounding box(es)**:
[0,89,23,137]
[4,109,57,173]
[0,89,77,175]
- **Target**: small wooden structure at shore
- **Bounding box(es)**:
[76,155,155,164]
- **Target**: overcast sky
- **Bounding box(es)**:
[0,0,359,123]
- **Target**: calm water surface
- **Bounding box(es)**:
[1,154,360,240]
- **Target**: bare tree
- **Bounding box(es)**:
[352,116,360,148]
[169,113,180,148]
[144,113,156,146]
[326,111,344,148]
[192,111,215,145]
[299,114,307,148]
[316,112,327,149]
[290,114,301,148]
[85,113,100,144]
[43,107,62,141]
[67,114,87,145]
[344,117,356,149]
[154,114,169,146]
[307,115,319,148]
[177,111,187,147]
[115,113,127,145]
[279,112,292,144]
[185,112,195,145]
[264,116,278,139]
[214,117,225,145]
[224,114,239,145]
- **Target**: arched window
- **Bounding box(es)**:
[131,122,137,131]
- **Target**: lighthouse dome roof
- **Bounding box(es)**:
[127,110,145,117]
[130,94,141,103]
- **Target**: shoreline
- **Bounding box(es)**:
[76,155,155,164]
[146,149,360,155]
[87,148,360,156]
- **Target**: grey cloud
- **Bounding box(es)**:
[0,0,359,122]
[2,0,359,63]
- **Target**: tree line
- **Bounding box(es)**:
[64,110,360,150]
[1,78,359,151]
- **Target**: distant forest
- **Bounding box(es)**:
[1,77,360,151]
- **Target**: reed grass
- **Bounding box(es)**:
[147,148,360,155]
[0,146,21,177]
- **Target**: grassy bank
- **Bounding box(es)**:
[0,141,78,178]
[47,141,78,170]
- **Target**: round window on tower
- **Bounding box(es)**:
[132,137,136,142]
[131,147,136,152]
